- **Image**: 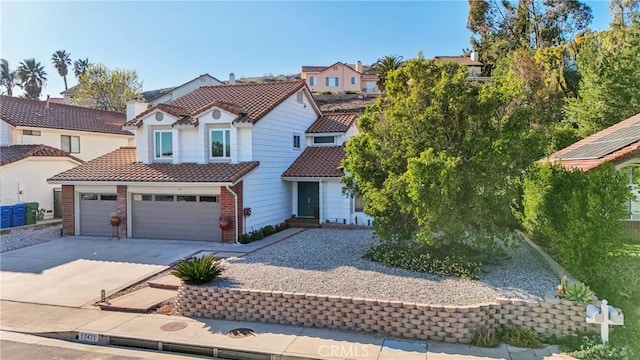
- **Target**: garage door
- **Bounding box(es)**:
[79,193,117,236]
[131,194,221,241]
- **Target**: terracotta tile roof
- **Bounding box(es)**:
[1,95,131,136]
[48,147,259,183]
[307,113,358,133]
[544,113,640,171]
[126,81,309,127]
[434,56,483,66]
[301,66,326,73]
[361,73,379,80]
[1,144,83,166]
[282,146,345,178]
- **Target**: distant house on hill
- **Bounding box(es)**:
[433,51,488,80]
[301,61,379,95]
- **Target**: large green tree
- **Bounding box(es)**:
[370,55,404,92]
[16,58,47,100]
[0,59,18,96]
[51,50,72,90]
[74,64,142,112]
[566,7,640,135]
[467,0,592,74]
[342,55,539,247]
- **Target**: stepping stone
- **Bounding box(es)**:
[100,287,176,313]
[148,275,182,290]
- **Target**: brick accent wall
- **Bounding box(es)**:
[177,286,598,344]
[61,185,75,235]
[220,182,243,243]
[116,185,127,237]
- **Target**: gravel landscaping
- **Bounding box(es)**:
[0,226,60,253]
[216,229,559,305]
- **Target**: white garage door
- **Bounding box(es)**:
[79,193,117,236]
[131,194,222,241]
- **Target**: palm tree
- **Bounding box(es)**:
[51,50,72,90]
[0,59,18,96]
[370,55,405,92]
[73,58,92,78]
[17,58,47,100]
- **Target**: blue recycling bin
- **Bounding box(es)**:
[0,205,12,228]
[11,203,26,227]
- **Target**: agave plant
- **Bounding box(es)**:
[563,282,595,304]
[171,255,225,285]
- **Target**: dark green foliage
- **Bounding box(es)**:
[556,332,632,360]
[171,255,225,285]
[262,225,275,236]
[250,229,265,241]
[501,327,544,348]
[520,162,631,279]
[471,327,500,348]
[363,241,482,280]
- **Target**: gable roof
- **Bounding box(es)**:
[126,80,315,127]
[48,147,259,184]
[307,113,358,133]
[545,113,640,171]
[0,95,131,136]
[301,62,363,75]
[143,73,224,103]
[1,144,84,166]
[434,56,483,66]
[282,146,345,178]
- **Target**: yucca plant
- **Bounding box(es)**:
[171,255,225,285]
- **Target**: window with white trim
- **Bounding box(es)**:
[154,130,173,159]
[309,76,317,86]
[296,91,304,103]
[211,129,231,158]
[351,77,358,85]
[61,135,80,153]
[354,194,365,212]
[313,136,335,144]
[23,130,41,136]
[326,77,339,87]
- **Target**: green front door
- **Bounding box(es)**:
[297,182,319,218]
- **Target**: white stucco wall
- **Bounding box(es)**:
[1,157,80,212]
[8,126,133,161]
[243,91,318,231]
[150,76,222,104]
[0,120,12,146]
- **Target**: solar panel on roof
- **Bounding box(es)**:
[561,122,640,160]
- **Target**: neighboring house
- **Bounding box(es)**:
[1,145,83,218]
[544,113,640,223]
[0,95,134,161]
[301,61,379,95]
[48,81,371,242]
[61,74,223,106]
[434,51,486,79]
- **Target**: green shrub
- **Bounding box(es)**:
[471,327,500,348]
[171,255,225,285]
[520,163,631,279]
[363,241,482,279]
[239,234,252,244]
[501,327,544,348]
[563,282,595,304]
[558,333,631,360]
[250,229,265,241]
[262,225,275,236]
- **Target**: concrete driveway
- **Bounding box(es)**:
[0,236,208,307]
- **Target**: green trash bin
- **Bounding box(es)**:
[25,202,39,225]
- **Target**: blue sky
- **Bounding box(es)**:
[1,1,612,98]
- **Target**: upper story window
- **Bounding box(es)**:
[211,129,231,158]
[61,135,80,153]
[354,194,365,212]
[309,76,317,86]
[326,77,339,87]
[154,130,173,159]
[351,77,358,85]
[23,130,41,136]
[293,134,301,149]
[313,136,335,144]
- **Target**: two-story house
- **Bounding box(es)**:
[301,61,379,95]
[48,81,370,242]
[0,95,133,217]
[433,51,486,79]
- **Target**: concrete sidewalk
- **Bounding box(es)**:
[0,300,574,360]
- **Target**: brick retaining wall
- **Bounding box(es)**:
[177,286,598,343]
